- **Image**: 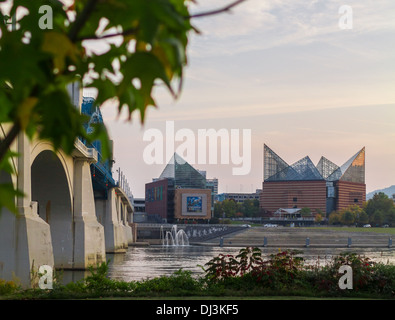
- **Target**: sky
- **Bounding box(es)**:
[87,0,395,198]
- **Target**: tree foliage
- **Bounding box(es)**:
[0,0,246,213]
[364,192,395,226]
[328,193,395,226]
[214,199,260,218]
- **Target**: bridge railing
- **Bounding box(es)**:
[78,137,116,186]
[115,167,132,199]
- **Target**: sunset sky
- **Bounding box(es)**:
[96,0,395,198]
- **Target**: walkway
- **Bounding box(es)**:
[197,227,394,248]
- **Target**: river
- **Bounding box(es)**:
[107,245,395,282]
[60,245,395,284]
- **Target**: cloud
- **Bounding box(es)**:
[189,0,395,57]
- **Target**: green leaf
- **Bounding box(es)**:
[88,78,117,106]
[0,183,24,215]
[41,31,78,73]
[34,87,88,154]
[0,88,13,123]
[121,51,173,117]
[0,150,18,175]
[88,122,111,161]
[151,0,186,30]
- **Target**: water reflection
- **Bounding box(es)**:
[107,246,238,282]
[105,246,395,282]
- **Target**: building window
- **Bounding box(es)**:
[293,197,298,202]
[354,198,359,203]
[293,205,298,208]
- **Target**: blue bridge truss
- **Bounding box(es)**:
[81,97,131,200]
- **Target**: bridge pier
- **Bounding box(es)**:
[116,188,134,246]
[0,133,54,288]
[73,159,106,268]
[0,200,54,288]
[96,188,128,253]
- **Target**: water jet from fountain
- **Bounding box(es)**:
[161,225,189,246]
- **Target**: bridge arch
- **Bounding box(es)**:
[31,141,73,198]
[31,150,74,269]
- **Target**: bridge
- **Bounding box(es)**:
[0,84,135,288]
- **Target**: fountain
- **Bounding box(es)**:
[160,225,189,246]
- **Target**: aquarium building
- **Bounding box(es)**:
[260,145,366,216]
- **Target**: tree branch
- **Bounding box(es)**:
[77,0,248,41]
[188,0,247,19]
[77,27,138,42]
[68,0,98,42]
[0,122,20,163]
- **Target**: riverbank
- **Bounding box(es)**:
[193,226,395,249]
[2,247,395,300]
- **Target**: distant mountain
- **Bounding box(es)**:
[366,185,395,200]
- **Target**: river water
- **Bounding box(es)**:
[60,245,395,284]
[106,245,395,282]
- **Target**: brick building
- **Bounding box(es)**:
[145,153,212,223]
[260,145,366,217]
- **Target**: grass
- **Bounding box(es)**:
[83,295,378,300]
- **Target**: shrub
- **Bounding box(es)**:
[133,269,202,296]
[201,247,395,298]
[201,247,308,291]
[365,263,395,296]
[0,279,20,296]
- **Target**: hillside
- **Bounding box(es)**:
[367,185,395,200]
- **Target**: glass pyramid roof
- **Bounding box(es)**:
[266,155,324,181]
[159,153,207,189]
[327,147,365,183]
[264,145,365,183]
[291,156,324,180]
[263,144,289,181]
[316,157,340,180]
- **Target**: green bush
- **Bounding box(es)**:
[201,247,395,298]
[0,279,20,296]
[133,269,203,296]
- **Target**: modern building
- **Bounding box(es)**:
[206,178,218,196]
[217,190,261,204]
[132,198,146,213]
[145,153,212,223]
[260,144,366,216]
[130,197,147,223]
[145,177,174,222]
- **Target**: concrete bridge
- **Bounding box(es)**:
[0,85,134,287]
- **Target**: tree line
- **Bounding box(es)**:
[213,192,395,227]
[328,192,395,227]
[214,199,260,218]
